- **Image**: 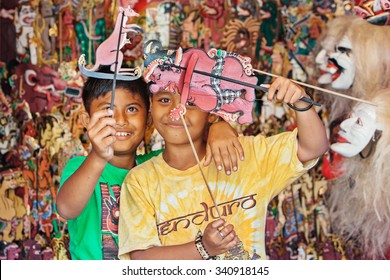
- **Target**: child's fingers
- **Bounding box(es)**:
[219,146,232,175]
[88,109,114,127]
[282,83,297,103]
[276,78,290,101]
[218,223,234,239]
[203,144,212,167]
[232,138,245,163]
[87,118,116,139]
[206,144,223,171]
[290,88,305,104]
[88,122,116,141]
[210,218,226,229]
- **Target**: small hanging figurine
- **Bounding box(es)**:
[78,5,142,80]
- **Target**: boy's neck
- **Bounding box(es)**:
[108,154,137,170]
[163,142,206,171]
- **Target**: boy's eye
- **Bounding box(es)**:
[186,101,196,107]
[127,106,138,113]
[159,98,170,103]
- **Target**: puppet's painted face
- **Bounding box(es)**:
[19,5,36,26]
[331,103,378,157]
[1,171,16,191]
[316,36,355,89]
[40,1,53,18]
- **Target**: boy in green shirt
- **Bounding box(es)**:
[57,74,243,260]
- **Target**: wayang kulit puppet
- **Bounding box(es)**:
[78,5,142,79]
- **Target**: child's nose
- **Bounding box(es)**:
[114,110,127,126]
[171,94,181,108]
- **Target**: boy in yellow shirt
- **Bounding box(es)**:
[119,77,328,260]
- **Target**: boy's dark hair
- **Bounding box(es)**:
[82,67,149,113]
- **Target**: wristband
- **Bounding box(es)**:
[195,231,216,260]
[287,91,315,112]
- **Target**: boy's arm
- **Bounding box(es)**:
[56,109,117,219]
[204,120,244,175]
[265,77,328,163]
[294,99,329,163]
[130,242,202,260]
[56,152,107,219]
[128,219,237,260]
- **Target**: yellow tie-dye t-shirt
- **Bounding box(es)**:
[119,129,316,260]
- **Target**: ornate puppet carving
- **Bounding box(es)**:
[220,17,260,59]
[57,6,77,62]
[75,1,106,65]
[0,169,17,243]
[15,4,37,64]
[78,5,142,79]
[15,63,67,113]
[143,40,256,124]
[38,0,57,57]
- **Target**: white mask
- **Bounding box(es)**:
[331,103,378,157]
[315,49,333,85]
[327,36,356,89]
[316,36,356,89]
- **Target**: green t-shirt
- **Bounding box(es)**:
[58,150,162,260]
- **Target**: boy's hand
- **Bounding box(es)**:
[205,121,244,175]
[87,109,117,161]
[263,77,307,107]
[201,218,238,257]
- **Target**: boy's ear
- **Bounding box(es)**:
[208,114,219,124]
[79,111,90,128]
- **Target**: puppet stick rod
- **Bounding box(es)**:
[110,11,126,111]
[179,110,223,219]
[171,65,320,107]
[253,69,377,106]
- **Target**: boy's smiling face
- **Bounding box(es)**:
[150,90,215,147]
[89,88,149,156]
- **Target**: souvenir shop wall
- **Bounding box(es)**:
[1,0,389,260]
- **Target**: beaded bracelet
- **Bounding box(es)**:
[195,230,216,260]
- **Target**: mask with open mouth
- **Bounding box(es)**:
[317,35,356,90]
[327,36,356,89]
